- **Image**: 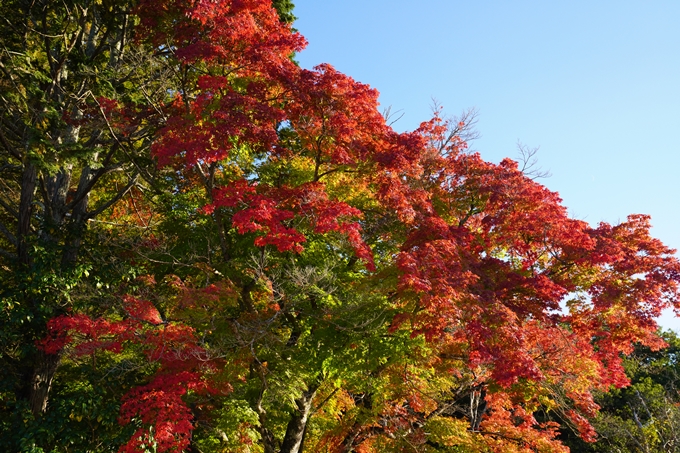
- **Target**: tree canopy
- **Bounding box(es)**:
[1,1,679,452]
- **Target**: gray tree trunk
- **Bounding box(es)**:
[279,383,319,453]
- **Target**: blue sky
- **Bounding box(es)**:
[293,0,680,331]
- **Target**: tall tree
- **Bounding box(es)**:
[0,0,139,416]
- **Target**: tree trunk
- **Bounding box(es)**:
[469,386,487,432]
[28,349,61,415]
[17,162,36,265]
[61,162,93,267]
[3,0,136,423]
[279,383,319,453]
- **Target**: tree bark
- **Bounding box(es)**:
[17,162,36,265]
[469,386,487,432]
[28,349,61,415]
[279,383,319,453]
[61,161,94,267]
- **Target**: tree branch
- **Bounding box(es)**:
[0,195,19,220]
[0,245,16,260]
[86,173,138,219]
[0,220,17,246]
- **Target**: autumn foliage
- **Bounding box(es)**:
[31,1,680,452]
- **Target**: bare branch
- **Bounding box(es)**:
[516,141,551,179]
[428,101,481,155]
[382,106,405,127]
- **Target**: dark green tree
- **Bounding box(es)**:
[0,0,171,449]
[272,0,297,24]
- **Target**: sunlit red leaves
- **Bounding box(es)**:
[142,0,305,169]
[142,0,387,270]
[285,64,387,166]
[152,86,286,168]
[206,179,375,267]
[480,392,570,453]
[387,118,680,447]
[561,214,680,387]
[135,0,306,70]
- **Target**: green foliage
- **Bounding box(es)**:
[562,330,680,453]
[272,0,297,24]
[0,345,151,452]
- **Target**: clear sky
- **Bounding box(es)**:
[293,0,680,331]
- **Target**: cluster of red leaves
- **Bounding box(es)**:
[143,0,305,169]
[122,295,164,325]
[142,2,396,269]
[39,314,137,356]
[210,180,305,252]
[487,322,603,446]
[284,64,387,165]
[481,391,571,453]
[40,296,221,453]
[136,0,306,69]
[207,179,374,267]
[118,371,212,453]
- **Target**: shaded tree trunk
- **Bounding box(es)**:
[28,350,61,415]
[17,162,36,265]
